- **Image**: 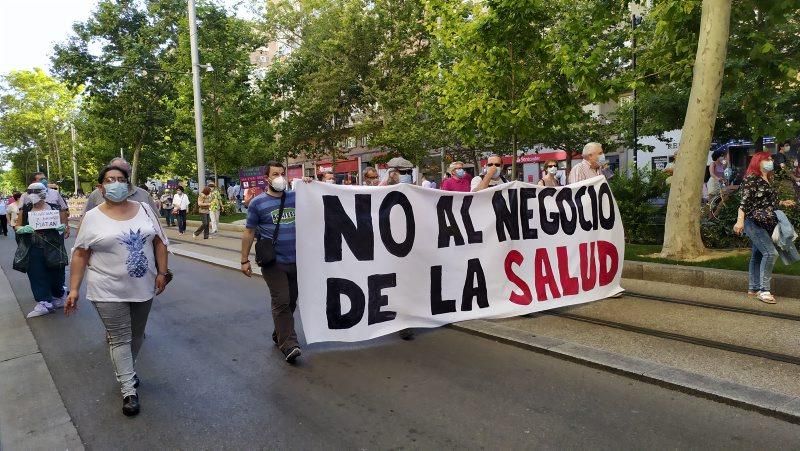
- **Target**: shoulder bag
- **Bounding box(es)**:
[140,202,174,285]
[255,193,286,267]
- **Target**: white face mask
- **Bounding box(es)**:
[325,179,335,184]
[597,154,607,165]
[26,193,42,205]
[270,176,287,192]
[547,166,558,175]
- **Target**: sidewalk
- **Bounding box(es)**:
[0,266,83,449]
[158,227,800,422]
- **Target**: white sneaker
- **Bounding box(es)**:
[27,302,52,318]
[51,293,67,309]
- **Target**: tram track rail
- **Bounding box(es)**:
[536,292,800,366]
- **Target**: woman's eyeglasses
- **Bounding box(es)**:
[546,165,558,168]
[486,163,503,167]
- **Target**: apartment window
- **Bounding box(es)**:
[347,137,357,149]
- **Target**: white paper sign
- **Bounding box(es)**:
[295,176,625,344]
[28,210,61,230]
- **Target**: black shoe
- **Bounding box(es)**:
[133,374,140,389]
[122,395,140,416]
[399,329,415,341]
[284,347,301,363]
[272,332,278,346]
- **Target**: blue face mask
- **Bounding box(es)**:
[104,182,129,202]
[762,161,774,173]
[399,174,413,184]
[39,179,49,193]
[455,169,465,178]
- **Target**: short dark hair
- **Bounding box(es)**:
[783,140,792,147]
[30,172,45,183]
[177,185,185,192]
[97,165,130,185]
[265,161,285,173]
[12,192,21,200]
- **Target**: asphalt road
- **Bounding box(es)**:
[3,235,800,449]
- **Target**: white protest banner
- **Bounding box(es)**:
[28,209,61,230]
[295,176,624,344]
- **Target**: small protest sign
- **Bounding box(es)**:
[29,210,61,230]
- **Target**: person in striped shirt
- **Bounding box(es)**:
[568,142,606,184]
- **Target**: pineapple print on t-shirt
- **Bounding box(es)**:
[118,229,149,278]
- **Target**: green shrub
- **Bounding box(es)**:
[608,168,668,244]
[699,192,749,249]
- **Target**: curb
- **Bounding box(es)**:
[0,268,84,449]
[159,218,245,232]
[622,260,800,298]
[450,320,800,424]
[169,246,262,276]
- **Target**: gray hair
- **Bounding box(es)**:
[109,157,132,172]
[582,142,602,157]
[362,166,377,177]
[447,161,464,173]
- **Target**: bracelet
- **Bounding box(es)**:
[241,260,250,265]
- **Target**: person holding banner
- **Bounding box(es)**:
[66,164,170,417]
[538,160,562,187]
[471,155,508,192]
[568,142,606,184]
[441,161,472,192]
[13,182,69,318]
[240,161,303,363]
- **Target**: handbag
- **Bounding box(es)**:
[41,230,68,268]
[12,234,30,273]
[255,193,286,267]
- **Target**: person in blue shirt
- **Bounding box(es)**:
[240,161,302,363]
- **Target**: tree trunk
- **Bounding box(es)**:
[131,130,146,187]
[660,0,732,260]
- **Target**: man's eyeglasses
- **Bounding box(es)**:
[103,177,128,184]
[486,163,503,167]
[398,169,412,175]
[26,189,44,195]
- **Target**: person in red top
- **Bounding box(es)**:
[440,161,472,192]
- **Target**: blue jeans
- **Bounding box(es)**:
[26,245,66,302]
[161,208,174,226]
[744,218,777,292]
[92,300,153,397]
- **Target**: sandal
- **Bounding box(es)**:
[757,291,776,304]
[747,291,758,296]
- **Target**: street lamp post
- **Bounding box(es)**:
[631,7,644,171]
[71,124,80,195]
[188,0,206,189]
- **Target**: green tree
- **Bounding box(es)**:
[0,69,80,184]
[52,0,186,185]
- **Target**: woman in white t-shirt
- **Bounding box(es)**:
[66,165,169,417]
